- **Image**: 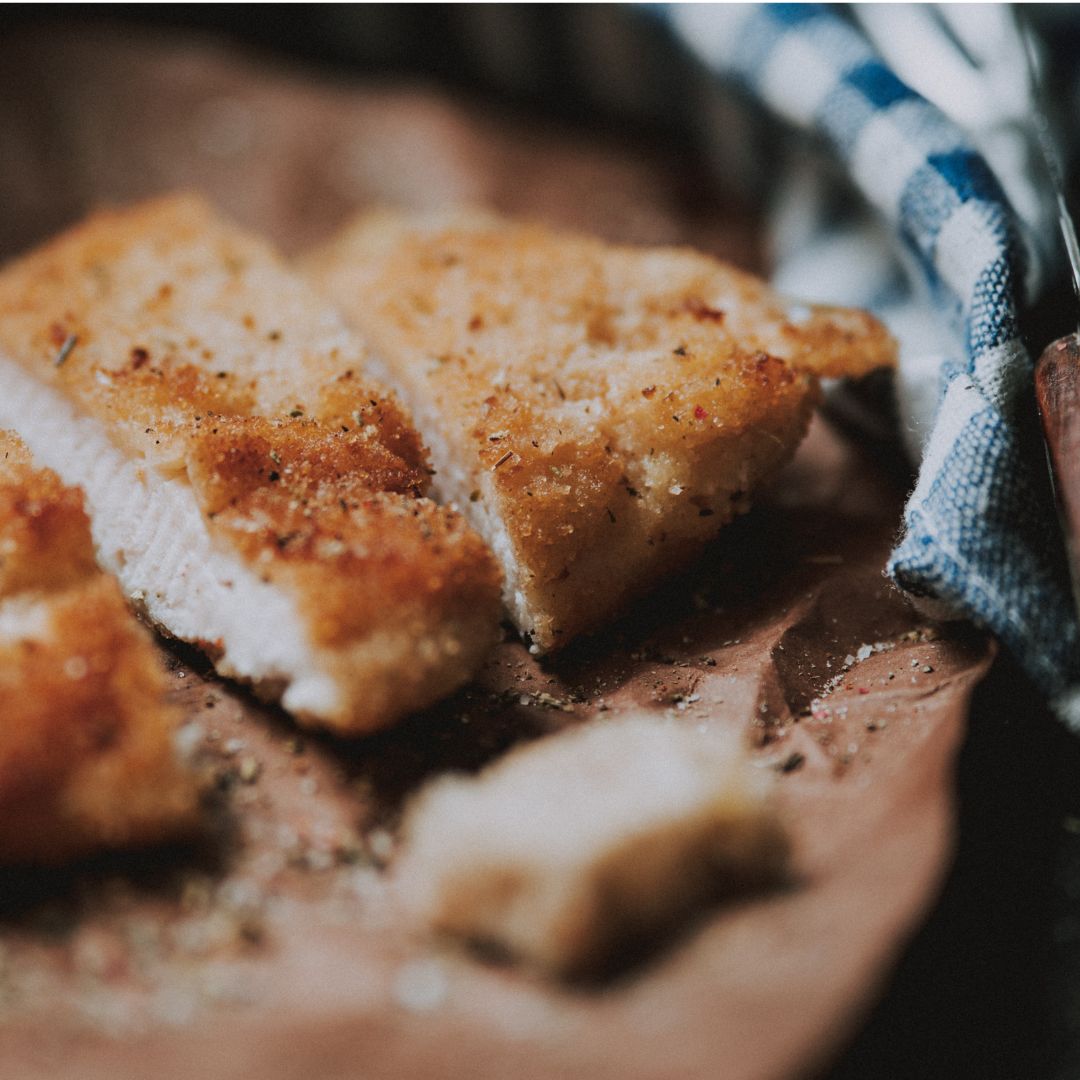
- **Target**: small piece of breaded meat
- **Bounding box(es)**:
[0,431,198,862]
[0,196,502,734]
[306,212,896,649]
[397,717,785,979]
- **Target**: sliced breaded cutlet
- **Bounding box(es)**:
[398,716,785,979]
[0,431,198,862]
[305,211,896,650]
[0,196,502,734]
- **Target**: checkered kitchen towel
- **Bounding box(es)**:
[642,3,1080,717]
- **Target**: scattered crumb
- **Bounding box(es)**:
[238,757,261,784]
[393,959,448,1013]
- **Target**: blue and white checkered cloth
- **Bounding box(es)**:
[649,3,1080,718]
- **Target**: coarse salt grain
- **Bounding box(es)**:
[393,959,448,1013]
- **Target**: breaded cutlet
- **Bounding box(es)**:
[305,211,896,649]
[0,431,198,862]
[398,716,785,979]
[0,196,502,734]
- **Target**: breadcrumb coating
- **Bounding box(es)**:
[305,211,896,649]
[0,432,198,862]
[0,196,502,733]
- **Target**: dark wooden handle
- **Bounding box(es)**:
[1036,333,1080,561]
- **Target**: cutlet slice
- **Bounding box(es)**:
[0,196,501,734]
[398,716,785,979]
[0,431,198,862]
[304,211,896,650]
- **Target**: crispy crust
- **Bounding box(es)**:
[185,415,501,720]
[0,432,198,862]
[0,438,99,599]
[0,196,502,733]
[304,211,897,649]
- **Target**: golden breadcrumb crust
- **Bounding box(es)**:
[305,211,896,649]
[0,443,99,599]
[0,432,198,863]
[0,196,502,732]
